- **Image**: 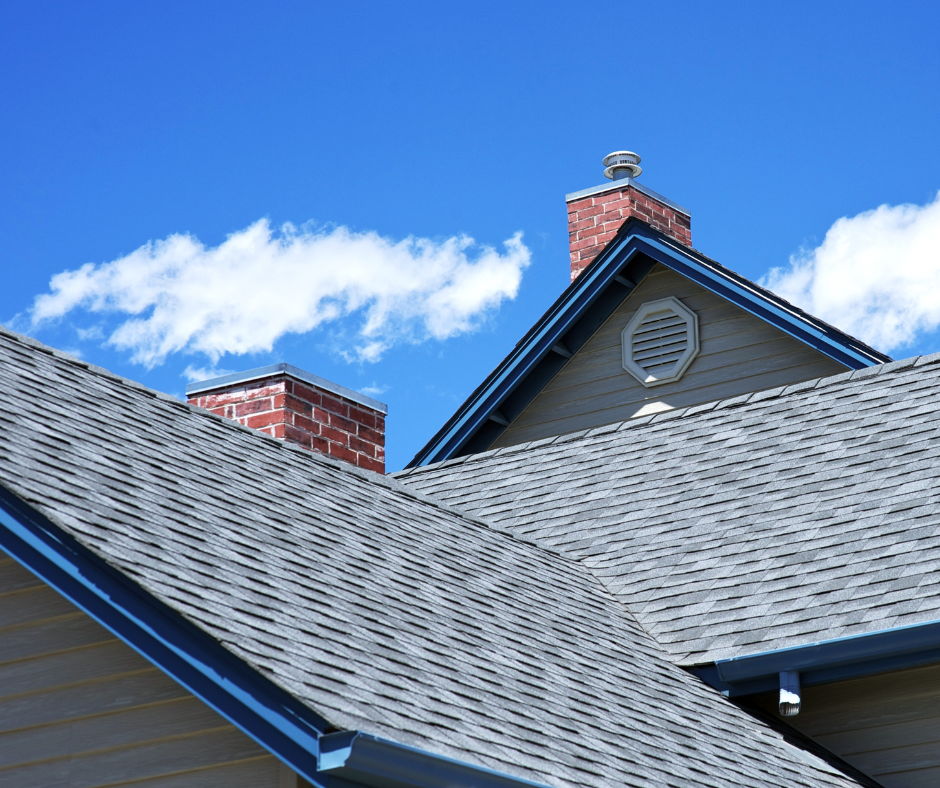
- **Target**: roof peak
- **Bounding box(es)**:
[408,222,890,468]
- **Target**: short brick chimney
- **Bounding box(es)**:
[187,364,387,473]
[567,151,691,281]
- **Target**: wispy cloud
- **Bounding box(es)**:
[762,192,940,353]
[182,364,235,383]
[360,383,388,398]
[75,325,104,341]
[29,219,531,366]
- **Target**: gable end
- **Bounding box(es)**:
[409,221,889,467]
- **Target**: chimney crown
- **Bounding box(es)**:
[187,363,387,473]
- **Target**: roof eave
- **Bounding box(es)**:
[693,619,940,697]
[319,730,553,788]
[0,483,328,784]
[633,230,889,369]
[0,482,566,788]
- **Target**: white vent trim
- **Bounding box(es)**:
[621,296,699,387]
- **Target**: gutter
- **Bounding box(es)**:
[693,619,940,697]
[0,484,327,781]
[0,485,552,788]
[318,731,553,788]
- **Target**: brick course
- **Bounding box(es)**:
[566,184,692,281]
[189,374,386,473]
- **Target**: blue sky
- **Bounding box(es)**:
[3,1,939,469]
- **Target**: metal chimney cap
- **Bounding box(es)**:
[603,150,642,180]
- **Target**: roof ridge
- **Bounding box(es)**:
[0,323,188,405]
[0,324,402,487]
[0,325,603,574]
[398,352,940,476]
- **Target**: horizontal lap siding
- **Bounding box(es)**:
[101,757,286,787]
[753,664,940,787]
[492,265,846,447]
[0,557,292,787]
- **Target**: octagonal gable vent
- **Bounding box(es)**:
[621,296,699,387]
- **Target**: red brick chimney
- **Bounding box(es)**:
[567,151,691,281]
[187,364,386,473]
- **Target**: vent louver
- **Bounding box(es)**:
[621,297,699,387]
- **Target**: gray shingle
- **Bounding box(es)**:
[0,327,863,787]
[400,355,940,667]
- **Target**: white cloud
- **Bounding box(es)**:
[75,325,104,341]
[182,365,235,383]
[360,383,388,397]
[30,219,531,366]
[762,192,940,353]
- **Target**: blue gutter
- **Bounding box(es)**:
[0,484,329,784]
[694,618,940,697]
[409,222,888,467]
[0,484,555,788]
[319,731,553,788]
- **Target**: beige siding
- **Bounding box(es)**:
[752,664,940,787]
[493,265,846,447]
[0,556,299,787]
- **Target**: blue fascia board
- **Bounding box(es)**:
[319,730,553,788]
[411,234,641,466]
[0,484,330,786]
[631,235,884,369]
[410,223,885,467]
[695,619,940,696]
[0,483,561,787]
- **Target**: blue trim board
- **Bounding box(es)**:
[630,234,882,369]
[408,239,652,466]
[693,619,940,697]
[414,246,654,464]
[0,483,329,784]
[0,483,553,787]
[408,220,889,468]
[319,731,553,788]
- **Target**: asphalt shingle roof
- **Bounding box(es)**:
[0,326,865,787]
[398,355,940,667]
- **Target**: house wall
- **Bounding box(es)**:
[750,664,940,787]
[492,265,846,447]
[0,555,300,787]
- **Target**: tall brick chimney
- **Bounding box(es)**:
[567,151,691,281]
[187,364,387,473]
